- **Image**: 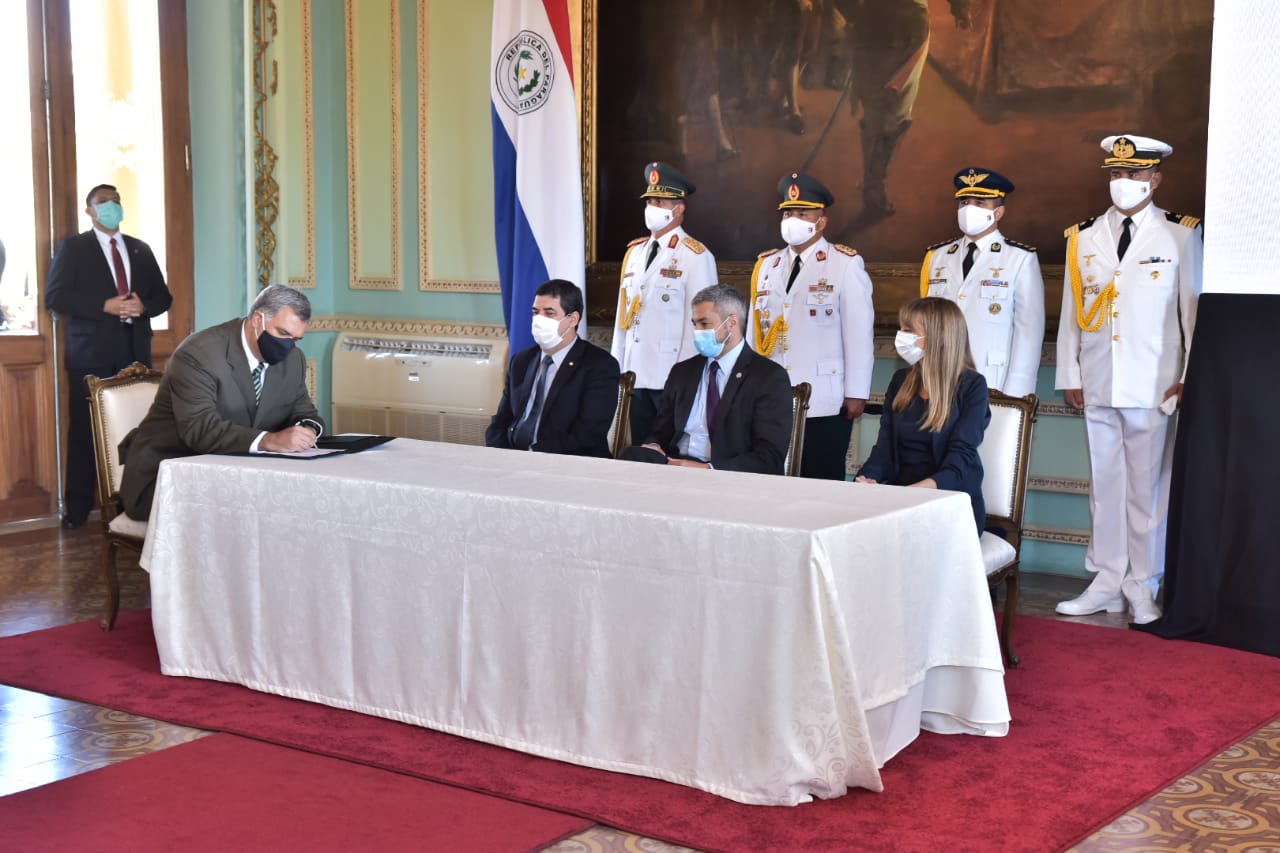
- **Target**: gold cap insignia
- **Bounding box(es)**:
[960,169,990,187]
[787,183,801,201]
[648,169,660,186]
[1113,138,1136,159]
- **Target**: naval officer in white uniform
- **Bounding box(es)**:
[612,162,718,444]
[1055,134,1203,625]
[920,167,1044,397]
[749,172,875,479]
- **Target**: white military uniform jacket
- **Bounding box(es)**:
[611,225,717,390]
[1055,205,1203,409]
[749,236,875,418]
[922,229,1045,397]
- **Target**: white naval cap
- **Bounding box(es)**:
[1100,134,1173,169]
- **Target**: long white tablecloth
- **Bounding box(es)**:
[141,439,1008,805]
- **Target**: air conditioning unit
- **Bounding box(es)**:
[331,332,509,446]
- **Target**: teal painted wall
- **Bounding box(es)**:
[188,0,249,328]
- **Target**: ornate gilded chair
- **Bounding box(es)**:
[85,362,164,630]
[784,383,812,477]
[977,391,1039,667]
[609,371,636,459]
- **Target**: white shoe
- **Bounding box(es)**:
[1056,588,1126,616]
[1126,589,1162,625]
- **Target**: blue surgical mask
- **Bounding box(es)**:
[693,318,729,359]
[95,201,124,230]
[257,312,297,365]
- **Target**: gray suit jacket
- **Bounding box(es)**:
[120,317,322,519]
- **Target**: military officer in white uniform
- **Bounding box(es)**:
[920,168,1044,397]
[1055,134,1203,624]
[612,162,718,443]
[749,173,875,479]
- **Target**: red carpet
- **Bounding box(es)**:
[0,733,590,853]
[3,612,1279,852]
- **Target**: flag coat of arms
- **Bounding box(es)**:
[491,0,584,355]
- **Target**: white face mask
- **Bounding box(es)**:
[957,205,996,237]
[894,330,924,365]
[780,216,818,247]
[1110,178,1152,212]
[531,314,567,349]
[644,204,674,233]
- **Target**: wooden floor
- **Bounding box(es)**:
[1,519,1275,852]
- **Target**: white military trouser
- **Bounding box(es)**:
[1082,405,1176,599]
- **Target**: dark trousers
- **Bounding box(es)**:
[64,337,136,522]
[628,388,664,446]
[801,413,854,480]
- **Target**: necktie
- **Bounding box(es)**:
[705,360,721,439]
[962,241,978,279]
[1117,217,1134,261]
[111,237,133,325]
[511,354,554,450]
[786,256,802,294]
[252,363,265,403]
[110,237,128,297]
[645,240,659,270]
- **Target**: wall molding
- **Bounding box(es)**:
[286,0,316,289]
[414,0,500,294]
[1023,524,1091,547]
[310,315,507,338]
[1029,476,1089,495]
[345,0,402,290]
[252,0,280,291]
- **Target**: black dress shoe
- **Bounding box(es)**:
[62,515,87,530]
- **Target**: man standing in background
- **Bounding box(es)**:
[1055,135,1202,624]
[46,184,172,528]
[920,167,1044,397]
[612,162,718,444]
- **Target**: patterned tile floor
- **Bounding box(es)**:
[1,520,1275,851]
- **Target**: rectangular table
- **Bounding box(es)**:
[141,439,1009,806]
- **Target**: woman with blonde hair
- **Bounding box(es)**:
[856,297,991,533]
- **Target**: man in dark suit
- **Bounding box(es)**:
[621,283,794,475]
[46,184,173,527]
[119,285,323,520]
[486,278,620,458]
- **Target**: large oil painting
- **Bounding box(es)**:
[586,0,1213,325]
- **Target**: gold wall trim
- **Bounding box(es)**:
[305,357,317,402]
[417,0,429,291]
[253,0,280,291]
[1029,476,1090,495]
[287,0,317,290]
[345,0,402,291]
[414,0,500,294]
[579,0,596,262]
[1039,401,1081,417]
[310,315,508,339]
[1023,524,1091,547]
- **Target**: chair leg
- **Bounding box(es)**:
[101,538,121,631]
[1002,568,1020,668]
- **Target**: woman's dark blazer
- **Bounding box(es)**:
[859,367,991,532]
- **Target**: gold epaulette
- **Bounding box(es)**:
[626,236,647,248]
[832,243,859,257]
[1165,211,1202,229]
[1063,217,1097,239]
[757,248,781,259]
[682,235,707,254]
[1005,238,1037,253]
[925,238,955,253]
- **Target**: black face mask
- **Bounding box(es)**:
[256,313,296,365]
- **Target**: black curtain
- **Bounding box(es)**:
[1137,293,1280,656]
